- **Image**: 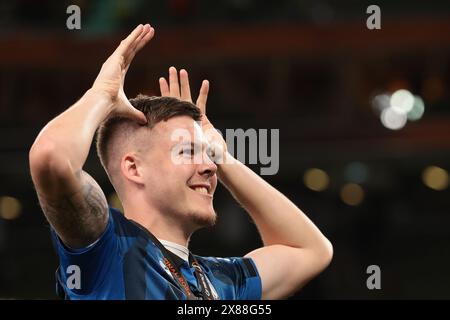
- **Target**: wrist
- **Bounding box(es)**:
[85,88,114,105]
[217,152,238,180]
[83,88,116,116]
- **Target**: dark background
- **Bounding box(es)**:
[0,0,449,299]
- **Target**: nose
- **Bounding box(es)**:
[198,150,217,177]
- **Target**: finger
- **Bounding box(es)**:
[169,66,180,98]
[133,25,154,54]
[115,24,144,58]
[124,24,153,67]
[120,25,154,85]
[196,80,209,114]
[128,24,149,55]
[179,69,192,102]
[159,77,170,96]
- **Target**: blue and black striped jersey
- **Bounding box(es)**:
[51,207,262,300]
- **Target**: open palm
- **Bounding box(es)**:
[91,24,154,124]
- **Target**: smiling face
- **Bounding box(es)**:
[140,116,218,230]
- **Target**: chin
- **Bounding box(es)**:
[189,208,217,228]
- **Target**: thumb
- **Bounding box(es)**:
[122,99,148,125]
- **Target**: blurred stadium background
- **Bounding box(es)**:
[0,0,449,299]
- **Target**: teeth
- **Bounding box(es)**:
[193,187,208,194]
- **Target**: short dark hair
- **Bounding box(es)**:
[96,94,202,171]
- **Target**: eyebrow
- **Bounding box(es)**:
[174,141,210,151]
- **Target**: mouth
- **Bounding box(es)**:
[189,184,212,198]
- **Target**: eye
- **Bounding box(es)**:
[206,146,215,159]
[179,148,194,157]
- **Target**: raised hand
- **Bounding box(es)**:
[159,67,228,162]
[92,24,154,124]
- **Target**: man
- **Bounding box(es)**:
[29,24,333,300]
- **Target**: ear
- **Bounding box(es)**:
[121,152,145,185]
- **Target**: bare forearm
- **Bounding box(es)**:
[30,90,112,171]
[28,25,152,248]
[218,155,331,253]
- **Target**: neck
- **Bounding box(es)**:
[124,205,192,247]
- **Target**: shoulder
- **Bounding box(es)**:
[195,255,259,279]
[108,207,163,255]
[194,255,262,300]
[108,207,146,238]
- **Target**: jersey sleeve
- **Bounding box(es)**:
[234,257,262,300]
[50,208,120,297]
[216,257,262,300]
